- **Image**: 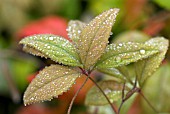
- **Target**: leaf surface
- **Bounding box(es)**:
[98,68,125,81]
[95,42,159,69]
[85,80,129,105]
[135,37,169,87]
[77,8,119,69]
[67,20,86,46]
[23,64,81,105]
[20,34,82,67]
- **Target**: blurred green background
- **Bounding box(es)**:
[0,0,170,114]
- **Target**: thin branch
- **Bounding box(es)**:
[88,76,118,114]
[138,91,158,113]
[67,74,90,114]
[118,101,124,114]
[118,82,126,114]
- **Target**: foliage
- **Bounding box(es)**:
[141,62,170,114]
[19,8,169,114]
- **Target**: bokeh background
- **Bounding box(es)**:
[0,0,170,114]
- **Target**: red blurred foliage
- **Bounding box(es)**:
[27,73,37,83]
[58,75,94,105]
[124,0,147,29]
[128,95,141,114]
[143,21,165,36]
[16,105,52,114]
[17,16,69,40]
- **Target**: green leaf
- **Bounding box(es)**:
[85,80,129,105]
[67,20,86,45]
[112,30,149,43]
[77,8,119,70]
[135,37,169,87]
[98,68,125,81]
[23,64,81,105]
[20,34,82,67]
[142,63,170,113]
[95,42,159,69]
[153,0,170,10]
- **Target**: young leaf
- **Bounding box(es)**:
[135,37,169,87]
[67,20,86,45]
[20,34,82,67]
[23,64,82,105]
[95,42,159,69]
[77,8,119,70]
[85,80,129,105]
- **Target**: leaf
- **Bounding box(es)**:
[20,34,82,67]
[98,68,125,81]
[85,80,129,105]
[23,64,82,105]
[141,63,170,113]
[153,0,170,10]
[135,37,169,87]
[77,8,119,70]
[112,30,149,43]
[67,20,86,45]
[95,42,159,69]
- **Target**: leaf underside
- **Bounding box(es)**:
[95,42,159,69]
[135,37,169,87]
[98,68,125,81]
[23,64,81,105]
[20,34,82,67]
[85,80,129,106]
[77,8,119,70]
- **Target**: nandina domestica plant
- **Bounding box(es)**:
[19,8,169,114]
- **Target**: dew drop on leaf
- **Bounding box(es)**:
[139,49,146,55]
[115,57,121,62]
[49,36,54,40]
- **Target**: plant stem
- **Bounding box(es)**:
[67,74,90,114]
[88,76,118,114]
[138,90,158,113]
[118,82,126,114]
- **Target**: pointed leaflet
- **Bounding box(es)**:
[24,64,82,105]
[77,8,119,69]
[20,34,82,67]
[95,42,159,69]
[85,80,129,105]
[135,37,169,87]
[67,20,86,45]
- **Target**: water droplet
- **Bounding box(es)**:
[49,36,54,40]
[78,30,81,34]
[110,32,113,35]
[140,49,145,54]
[118,43,123,47]
[115,57,121,62]
[104,88,112,94]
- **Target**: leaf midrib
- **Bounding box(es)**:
[33,39,80,62]
[83,13,112,67]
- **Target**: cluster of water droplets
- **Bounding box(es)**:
[137,37,169,85]
[77,8,119,69]
[66,20,85,42]
[23,64,82,105]
[95,41,159,68]
[20,34,82,67]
